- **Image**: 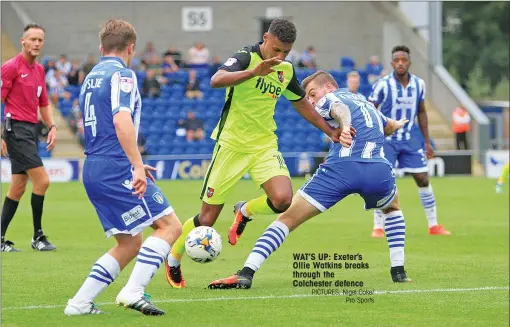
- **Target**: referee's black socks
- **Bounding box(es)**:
[1,197,20,242]
[31,193,45,238]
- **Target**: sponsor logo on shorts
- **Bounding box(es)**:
[121,205,146,226]
[207,187,215,198]
[122,179,133,190]
[152,192,165,204]
[376,187,396,208]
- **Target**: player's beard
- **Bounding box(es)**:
[394,69,407,78]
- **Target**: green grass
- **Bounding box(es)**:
[1,177,509,327]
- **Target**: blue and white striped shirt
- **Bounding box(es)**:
[80,56,141,158]
[315,89,389,164]
[368,72,425,141]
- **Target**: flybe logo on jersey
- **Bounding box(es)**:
[255,77,282,99]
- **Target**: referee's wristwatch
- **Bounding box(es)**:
[49,124,57,131]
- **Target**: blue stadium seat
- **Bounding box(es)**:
[41,56,53,67]
[143,97,156,107]
[38,143,52,157]
[172,137,187,146]
[169,84,185,91]
[136,71,146,82]
[210,90,225,99]
[357,70,369,85]
[66,85,81,99]
[169,99,183,107]
[171,147,184,154]
[340,56,356,70]
[330,70,347,83]
[154,97,170,106]
[360,84,372,98]
[279,143,293,153]
[199,147,212,154]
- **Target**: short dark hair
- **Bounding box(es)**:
[23,23,45,33]
[302,70,339,91]
[268,19,297,43]
[392,45,410,55]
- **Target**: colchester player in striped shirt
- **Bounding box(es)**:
[369,45,451,237]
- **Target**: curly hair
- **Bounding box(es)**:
[391,45,410,55]
[268,19,297,43]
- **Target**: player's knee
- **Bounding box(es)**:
[268,194,292,213]
[165,217,183,240]
[118,236,142,258]
[413,173,429,187]
[198,213,217,227]
[382,197,401,214]
[382,204,400,214]
[34,175,50,194]
[9,181,27,200]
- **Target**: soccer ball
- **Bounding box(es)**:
[185,226,222,263]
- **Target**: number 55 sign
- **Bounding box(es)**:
[182,7,213,32]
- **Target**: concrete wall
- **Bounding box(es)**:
[8,1,386,69]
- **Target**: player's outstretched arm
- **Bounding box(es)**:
[210,69,256,88]
[210,57,282,89]
[292,98,335,136]
[384,118,409,136]
[292,98,350,145]
[329,102,352,131]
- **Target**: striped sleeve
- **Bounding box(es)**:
[368,80,386,106]
[111,68,137,115]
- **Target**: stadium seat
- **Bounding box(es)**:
[38,143,52,158]
[360,84,372,98]
[330,70,347,83]
[357,70,369,85]
[136,71,146,82]
[340,56,356,70]
[171,147,184,154]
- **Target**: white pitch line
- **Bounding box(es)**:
[2,286,508,311]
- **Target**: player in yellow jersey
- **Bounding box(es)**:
[164,19,348,287]
[496,162,509,193]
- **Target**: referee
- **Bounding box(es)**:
[1,23,57,252]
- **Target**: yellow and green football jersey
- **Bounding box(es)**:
[211,43,305,153]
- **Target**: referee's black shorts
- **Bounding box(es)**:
[3,120,44,174]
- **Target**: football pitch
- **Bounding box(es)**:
[1,177,509,327]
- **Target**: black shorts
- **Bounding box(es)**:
[3,120,43,174]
